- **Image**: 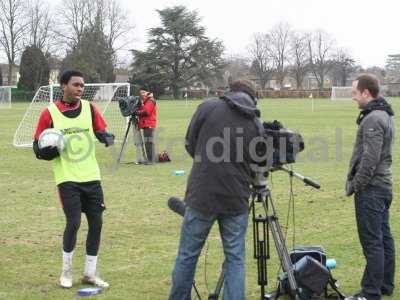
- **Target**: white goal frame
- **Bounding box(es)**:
[0,85,16,108]
[13,83,130,148]
[330,86,352,100]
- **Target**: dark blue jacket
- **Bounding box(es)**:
[184,91,263,216]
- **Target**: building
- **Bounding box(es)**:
[114,68,130,83]
[47,57,62,85]
[386,82,400,96]
[0,64,19,85]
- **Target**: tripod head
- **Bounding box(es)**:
[252,165,270,201]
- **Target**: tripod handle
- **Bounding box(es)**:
[303,177,320,189]
[277,166,321,190]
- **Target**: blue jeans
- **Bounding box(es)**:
[354,185,395,300]
[169,207,249,300]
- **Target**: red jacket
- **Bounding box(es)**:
[138,96,157,129]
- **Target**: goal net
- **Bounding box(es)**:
[0,86,16,108]
[330,86,352,100]
[13,83,130,147]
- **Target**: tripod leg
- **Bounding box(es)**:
[254,215,268,299]
[117,118,132,163]
[208,261,225,300]
[252,197,258,259]
[192,280,202,300]
[268,216,298,297]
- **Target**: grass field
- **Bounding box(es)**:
[0,98,399,300]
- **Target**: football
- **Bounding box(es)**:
[38,128,65,152]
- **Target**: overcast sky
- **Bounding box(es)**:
[1,0,397,68]
[120,0,399,68]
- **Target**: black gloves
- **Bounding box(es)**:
[33,140,60,161]
[95,131,115,147]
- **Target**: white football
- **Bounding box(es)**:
[38,128,65,152]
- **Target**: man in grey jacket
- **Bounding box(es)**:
[345,74,395,300]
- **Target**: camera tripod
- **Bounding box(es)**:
[207,166,320,300]
[117,113,147,164]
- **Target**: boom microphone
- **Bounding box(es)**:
[167,197,186,217]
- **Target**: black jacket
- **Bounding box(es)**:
[184,91,263,216]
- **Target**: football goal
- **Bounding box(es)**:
[0,85,16,108]
[330,86,352,100]
[13,83,130,147]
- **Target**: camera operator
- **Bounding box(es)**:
[136,88,157,164]
[169,79,264,300]
[345,74,395,300]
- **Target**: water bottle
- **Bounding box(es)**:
[326,258,337,269]
[173,170,185,176]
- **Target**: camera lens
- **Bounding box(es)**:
[119,101,127,109]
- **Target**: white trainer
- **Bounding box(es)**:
[82,275,109,288]
[59,267,73,288]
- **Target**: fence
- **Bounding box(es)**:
[11,90,36,102]
[257,89,331,98]
[182,89,332,99]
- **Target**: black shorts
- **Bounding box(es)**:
[57,181,106,215]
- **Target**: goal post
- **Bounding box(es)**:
[330,86,352,100]
[0,85,16,108]
[13,83,130,148]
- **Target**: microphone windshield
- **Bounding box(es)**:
[167,197,186,217]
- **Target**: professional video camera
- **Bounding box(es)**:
[116,95,146,164]
[258,120,305,169]
[118,96,142,117]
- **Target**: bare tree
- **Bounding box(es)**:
[26,0,53,52]
[86,0,103,30]
[54,0,133,51]
[330,49,357,86]
[307,30,336,89]
[0,0,28,85]
[105,0,133,50]
[362,66,387,83]
[248,33,274,89]
[220,55,251,86]
[289,31,309,89]
[54,0,88,47]
[269,22,291,89]
[385,54,400,82]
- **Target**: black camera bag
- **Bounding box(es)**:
[279,246,346,299]
[293,255,330,295]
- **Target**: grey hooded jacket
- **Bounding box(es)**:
[346,99,395,195]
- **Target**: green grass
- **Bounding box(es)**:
[0,98,399,299]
